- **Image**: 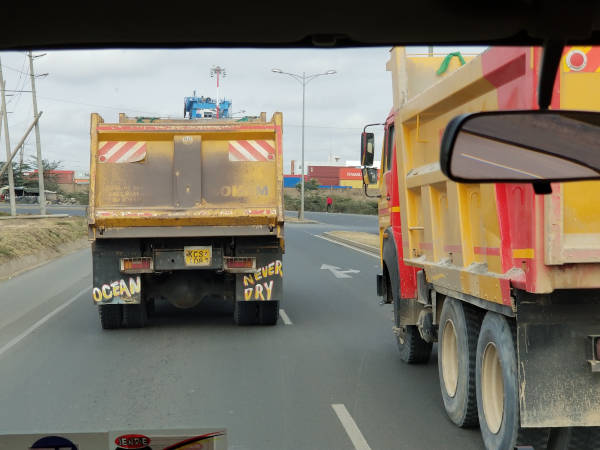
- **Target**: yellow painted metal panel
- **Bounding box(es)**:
[513,249,535,259]
[89,113,284,233]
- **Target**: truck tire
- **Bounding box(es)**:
[438,298,481,427]
[234,301,258,325]
[396,325,432,364]
[476,312,550,450]
[98,304,123,329]
[259,301,279,325]
[123,302,147,328]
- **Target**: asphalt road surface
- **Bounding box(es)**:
[0,219,483,449]
[0,204,86,216]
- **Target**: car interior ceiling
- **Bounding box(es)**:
[1,2,600,49]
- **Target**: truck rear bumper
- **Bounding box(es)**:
[91,224,277,239]
[92,236,283,307]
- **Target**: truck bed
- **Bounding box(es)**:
[88,113,284,239]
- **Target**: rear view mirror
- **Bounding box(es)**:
[362,167,378,185]
[361,132,375,167]
[440,111,600,183]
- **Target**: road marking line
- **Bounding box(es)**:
[279,309,293,325]
[0,286,89,359]
[331,404,372,450]
[313,234,379,259]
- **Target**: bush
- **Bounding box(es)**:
[284,191,378,215]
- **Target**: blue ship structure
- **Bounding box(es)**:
[184,94,232,119]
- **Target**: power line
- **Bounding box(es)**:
[1,64,29,75]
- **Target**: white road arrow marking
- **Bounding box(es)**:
[320,264,360,279]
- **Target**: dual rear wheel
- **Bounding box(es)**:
[98,302,147,329]
[234,301,279,326]
[436,301,550,449]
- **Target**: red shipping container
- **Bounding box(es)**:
[339,167,363,180]
[308,166,341,178]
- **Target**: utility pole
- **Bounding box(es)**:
[0,59,16,216]
[210,66,226,118]
[28,51,46,214]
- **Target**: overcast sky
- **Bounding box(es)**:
[0,46,484,176]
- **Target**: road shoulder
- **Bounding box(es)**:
[322,231,379,255]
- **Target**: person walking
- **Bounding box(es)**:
[326,196,333,213]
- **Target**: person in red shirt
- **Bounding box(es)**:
[326,196,333,213]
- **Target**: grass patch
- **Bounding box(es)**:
[0,216,87,264]
[284,188,378,215]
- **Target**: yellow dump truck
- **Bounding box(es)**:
[361,47,600,449]
[88,112,284,328]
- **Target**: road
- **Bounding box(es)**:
[0,204,86,216]
[0,219,483,449]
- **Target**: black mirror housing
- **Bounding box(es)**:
[361,132,375,167]
[362,167,378,185]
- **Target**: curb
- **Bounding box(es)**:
[284,216,319,224]
[322,232,379,255]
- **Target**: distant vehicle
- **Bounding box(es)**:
[89,112,285,329]
[362,46,600,449]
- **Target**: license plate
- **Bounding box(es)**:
[184,246,212,266]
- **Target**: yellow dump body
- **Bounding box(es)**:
[389,47,600,309]
[88,113,284,239]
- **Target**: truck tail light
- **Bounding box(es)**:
[588,335,600,373]
[224,256,256,273]
[120,257,154,273]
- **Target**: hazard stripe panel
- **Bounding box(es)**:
[229,140,275,162]
[98,141,147,163]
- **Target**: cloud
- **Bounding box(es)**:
[0,46,483,176]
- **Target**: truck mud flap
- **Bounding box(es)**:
[92,240,143,305]
[516,290,600,427]
[235,241,283,302]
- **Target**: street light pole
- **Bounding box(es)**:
[301,72,306,220]
[272,68,336,221]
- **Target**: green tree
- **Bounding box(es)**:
[0,157,62,192]
[296,178,319,192]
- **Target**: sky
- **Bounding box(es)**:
[0,46,485,177]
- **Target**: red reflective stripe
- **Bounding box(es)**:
[98,141,118,156]
[129,144,147,161]
[256,140,275,154]
[228,144,247,161]
[237,140,267,161]
[474,246,501,256]
[106,141,137,162]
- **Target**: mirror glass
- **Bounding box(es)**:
[361,132,375,167]
[362,167,378,185]
[445,111,600,182]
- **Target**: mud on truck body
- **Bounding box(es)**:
[88,112,284,328]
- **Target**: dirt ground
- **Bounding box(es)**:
[0,216,87,264]
[326,230,379,248]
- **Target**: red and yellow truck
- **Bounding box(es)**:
[363,47,600,449]
[88,112,284,329]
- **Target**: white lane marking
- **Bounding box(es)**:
[313,234,379,259]
[0,286,89,359]
[320,263,360,279]
[331,404,372,450]
[279,309,293,325]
